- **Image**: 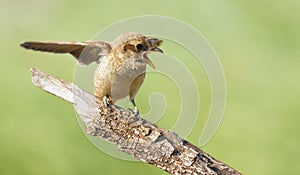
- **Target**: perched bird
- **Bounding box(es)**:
[20,32,163,114]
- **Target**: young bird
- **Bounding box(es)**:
[21,32,163,114]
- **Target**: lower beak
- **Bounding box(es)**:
[143,54,156,69]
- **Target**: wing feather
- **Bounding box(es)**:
[20,41,111,65]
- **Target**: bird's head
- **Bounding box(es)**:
[112,33,163,69]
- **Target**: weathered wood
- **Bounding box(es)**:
[30,68,242,175]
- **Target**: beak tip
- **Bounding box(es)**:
[151,47,164,53]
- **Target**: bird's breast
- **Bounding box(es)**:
[94,55,147,101]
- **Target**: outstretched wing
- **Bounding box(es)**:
[20,41,111,66]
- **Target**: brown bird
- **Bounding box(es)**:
[21,32,163,114]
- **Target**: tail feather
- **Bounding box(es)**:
[20,41,84,56]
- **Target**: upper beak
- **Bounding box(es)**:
[148,38,163,53]
[151,47,164,53]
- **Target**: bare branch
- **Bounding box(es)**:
[30,68,242,175]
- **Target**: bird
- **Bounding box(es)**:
[20,32,163,114]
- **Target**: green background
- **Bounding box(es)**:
[1,0,300,174]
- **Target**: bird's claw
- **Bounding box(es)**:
[133,106,139,115]
[126,107,141,124]
[102,96,112,107]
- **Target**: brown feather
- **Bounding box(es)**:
[129,73,146,100]
[20,41,111,65]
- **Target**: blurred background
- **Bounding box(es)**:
[1,0,300,174]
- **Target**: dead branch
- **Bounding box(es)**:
[30,68,241,175]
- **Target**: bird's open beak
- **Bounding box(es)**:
[144,38,163,69]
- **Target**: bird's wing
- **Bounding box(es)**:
[20,41,111,66]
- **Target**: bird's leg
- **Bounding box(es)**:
[131,99,139,115]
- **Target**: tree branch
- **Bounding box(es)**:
[30,68,242,175]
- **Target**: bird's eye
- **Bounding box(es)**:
[136,44,144,51]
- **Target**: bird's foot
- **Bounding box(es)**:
[102,96,112,107]
[126,107,141,124]
[133,106,139,116]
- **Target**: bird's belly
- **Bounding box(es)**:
[111,64,146,101]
